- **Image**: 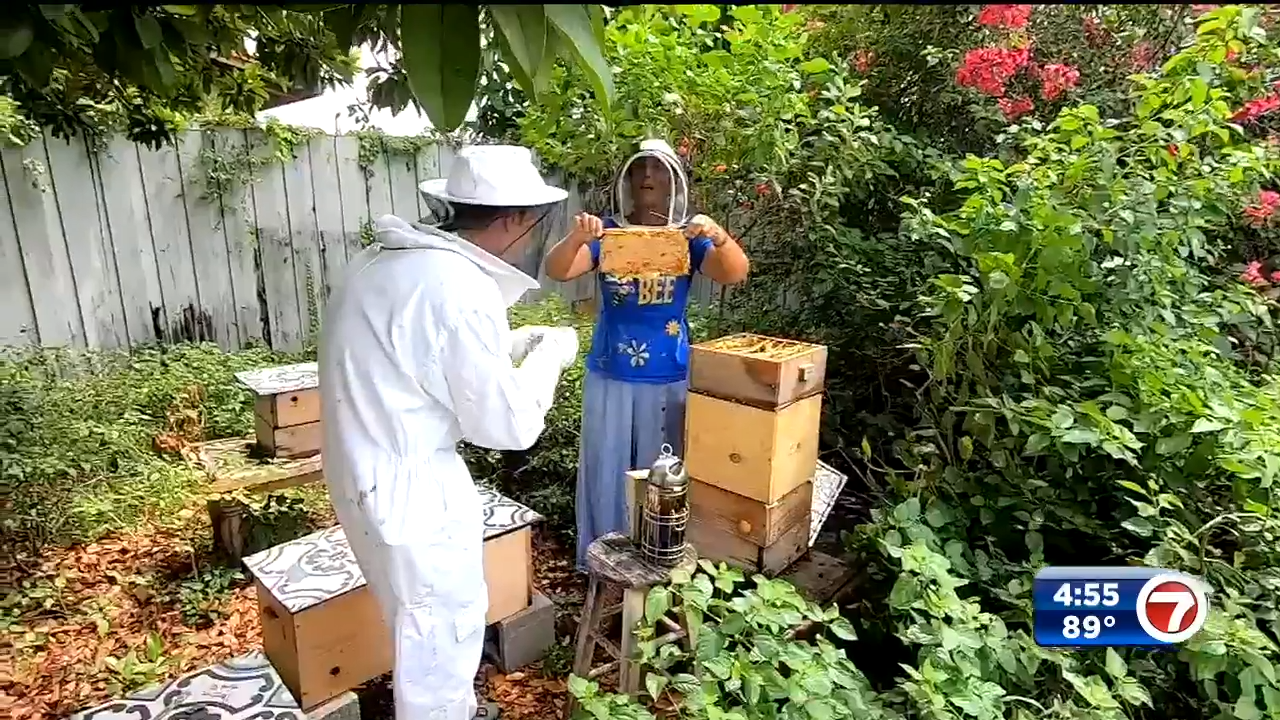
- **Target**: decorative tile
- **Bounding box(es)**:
[70,651,303,720]
[234,362,318,396]
[244,489,543,613]
[810,461,848,548]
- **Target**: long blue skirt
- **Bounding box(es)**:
[575,370,688,570]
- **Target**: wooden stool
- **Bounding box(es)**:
[571,533,697,707]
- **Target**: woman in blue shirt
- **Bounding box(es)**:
[543,139,750,569]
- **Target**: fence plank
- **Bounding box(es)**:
[137,139,204,343]
[44,134,127,349]
[414,145,440,221]
[365,144,394,223]
[282,142,323,345]
[209,129,264,349]
[97,137,166,346]
[176,130,239,349]
[2,138,83,347]
[334,135,368,261]
[388,149,419,221]
[249,133,305,353]
[308,135,348,302]
[0,153,37,347]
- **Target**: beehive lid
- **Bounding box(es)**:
[810,461,848,548]
[234,362,319,396]
[243,489,544,612]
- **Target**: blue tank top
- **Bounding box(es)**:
[585,217,714,384]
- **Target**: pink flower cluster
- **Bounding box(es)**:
[1082,16,1109,48]
[998,96,1035,119]
[1130,41,1156,72]
[956,46,1031,97]
[1240,260,1280,287]
[976,5,1033,30]
[851,49,875,74]
[1245,190,1280,226]
[1039,63,1081,101]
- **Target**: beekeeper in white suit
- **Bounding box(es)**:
[318,145,579,720]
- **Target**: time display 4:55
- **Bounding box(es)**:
[1053,581,1121,607]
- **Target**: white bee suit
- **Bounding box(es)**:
[319,214,577,720]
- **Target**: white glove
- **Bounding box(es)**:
[539,327,580,371]
[510,325,555,364]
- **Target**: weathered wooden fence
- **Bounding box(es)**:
[0,128,722,354]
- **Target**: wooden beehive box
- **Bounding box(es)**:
[689,476,813,548]
[688,505,810,576]
[243,490,543,709]
[236,363,321,459]
[690,333,827,410]
[684,391,822,505]
[599,226,690,278]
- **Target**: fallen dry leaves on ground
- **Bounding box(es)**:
[3,523,593,720]
[3,527,263,720]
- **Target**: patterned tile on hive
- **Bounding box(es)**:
[70,650,303,720]
[809,460,848,548]
[244,490,544,613]
[234,362,319,396]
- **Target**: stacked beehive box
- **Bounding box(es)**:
[683,333,828,575]
[236,362,322,459]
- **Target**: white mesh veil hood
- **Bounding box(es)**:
[613,138,691,226]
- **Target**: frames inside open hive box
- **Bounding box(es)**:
[689,333,828,410]
[599,226,690,278]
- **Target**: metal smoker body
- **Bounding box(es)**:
[640,443,690,567]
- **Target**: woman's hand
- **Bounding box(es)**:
[684,214,728,247]
[567,212,605,246]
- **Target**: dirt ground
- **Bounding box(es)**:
[2,515,591,720]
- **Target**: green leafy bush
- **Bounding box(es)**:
[2,343,303,548]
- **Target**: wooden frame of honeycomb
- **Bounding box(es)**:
[599,226,691,279]
[698,333,822,361]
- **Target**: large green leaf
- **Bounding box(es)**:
[400,4,482,131]
[544,4,614,109]
[0,21,33,60]
[489,5,548,94]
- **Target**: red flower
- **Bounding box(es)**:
[998,95,1035,120]
[755,182,771,196]
[976,5,1033,29]
[1039,63,1080,101]
[851,49,875,74]
[781,4,799,13]
[1192,4,1220,15]
[956,46,1031,97]
[1244,190,1280,226]
[1226,47,1240,63]
[1167,143,1179,157]
[713,164,727,173]
[1233,94,1280,124]
[740,200,754,210]
[1271,270,1280,283]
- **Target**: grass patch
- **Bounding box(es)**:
[2,342,308,550]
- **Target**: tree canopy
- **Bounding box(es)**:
[0,4,614,147]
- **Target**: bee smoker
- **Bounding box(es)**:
[639,443,690,567]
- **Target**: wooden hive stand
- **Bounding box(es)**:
[683,333,834,575]
[199,435,324,561]
[570,532,697,716]
[242,489,546,711]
